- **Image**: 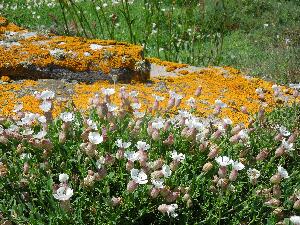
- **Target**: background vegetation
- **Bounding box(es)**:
[1,0,299,84]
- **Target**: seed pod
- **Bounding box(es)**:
[256,148,269,161]
[150,188,160,198]
[202,162,213,173]
[270,174,281,184]
[293,199,300,210]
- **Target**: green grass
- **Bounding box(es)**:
[1,0,299,84]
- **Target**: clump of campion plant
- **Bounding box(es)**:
[0,85,299,224]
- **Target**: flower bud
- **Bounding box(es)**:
[218,166,227,178]
[150,188,160,198]
[194,86,202,97]
[229,169,238,181]
[151,129,160,141]
[111,196,122,207]
[186,199,193,208]
[256,148,269,161]
[265,198,281,207]
[293,199,300,210]
[288,132,298,143]
[275,146,285,157]
[127,180,138,192]
[58,131,66,144]
[273,185,281,197]
[217,178,228,189]
[270,174,281,184]
[241,106,249,114]
[183,193,190,202]
[274,133,283,142]
[202,162,213,173]
[126,161,134,171]
[23,162,29,175]
[208,146,219,159]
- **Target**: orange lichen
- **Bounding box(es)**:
[0,17,148,81]
[1,75,10,82]
[147,57,188,71]
[178,70,190,75]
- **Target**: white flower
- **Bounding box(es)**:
[247,168,260,180]
[171,150,185,162]
[90,44,104,51]
[131,103,141,110]
[33,130,47,139]
[0,125,3,135]
[223,118,232,125]
[290,216,300,225]
[101,88,115,96]
[281,139,294,152]
[152,94,165,101]
[169,91,183,100]
[116,139,131,149]
[20,113,37,125]
[20,153,32,160]
[38,116,47,123]
[87,119,98,130]
[255,88,264,94]
[106,103,118,112]
[185,117,204,130]
[59,173,69,183]
[130,168,148,184]
[22,128,34,136]
[186,97,196,107]
[96,157,105,169]
[167,204,178,218]
[162,165,172,178]
[7,124,19,132]
[215,156,233,167]
[53,186,73,201]
[215,99,227,108]
[136,141,150,151]
[129,91,139,97]
[124,151,140,162]
[88,132,103,145]
[237,129,249,140]
[231,161,245,171]
[133,111,145,118]
[40,101,52,112]
[277,165,289,179]
[152,118,164,130]
[40,90,55,100]
[13,103,23,113]
[279,126,290,137]
[60,112,74,122]
[151,178,164,189]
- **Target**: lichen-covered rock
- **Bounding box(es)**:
[0,17,150,83]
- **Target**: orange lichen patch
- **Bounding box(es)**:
[0,66,299,125]
[0,80,38,116]
[0,16,24,33]
[0,17,148,81]
[1,76,10,82]
[147,57,188,72]
[178,70,190,75]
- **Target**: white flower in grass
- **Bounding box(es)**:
[185,117,204,130]
[152,118,164,130]
[33,130,47,139]
[101,88,115,96]
[116,139,131,149]
[106,103,118,112]
[130,168,148,184]
[290,216,300,225]
[279,126,290,137]
[53,186,73,201]
[289,83,300,89]
[38,116,47,123]
[281,139,294,152]
[215,99,227,108]
[169,91,183,100]
[231,161,245,171]
[40,101,52,112]
[151,178,164,189]
[7,124,19,132]
[247,168,261,180]
[124,151,140,162]
[88,132,103,145]
[171,150,185,162]
[131,103,141,110]
[277,165,289,179]
[20,113,37,125]
[40,90,55,100]
[223,118,232,125]
[255,88,264,95]
[238,129,249,140]
[136,141,150,151]
[162,165,172,178]
[60,112,74,122]
[152,94,164,101]
[87,119,98,130]
[13,103,23,113]
[59,173,69,183]
[22,128,34,136]
[129,90,139,97]
[96,157,105,169]
[215,156,233,167]
[133,111,145,118]
[158,204,178,218]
